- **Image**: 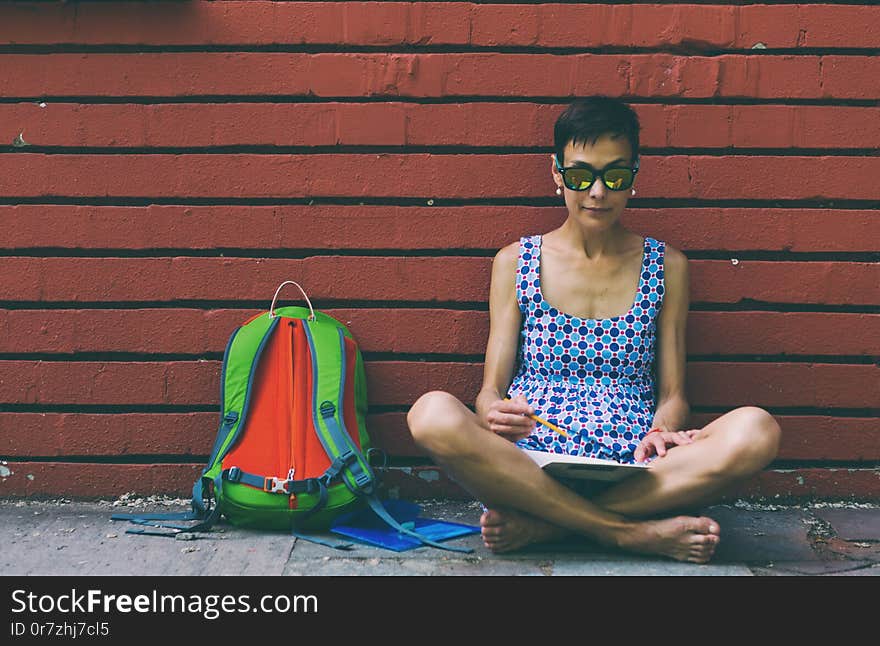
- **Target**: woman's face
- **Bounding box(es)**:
[551,134,636,229]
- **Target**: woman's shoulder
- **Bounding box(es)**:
[491,240,522,281]
[656,241,689,289]
[660,241,687,266]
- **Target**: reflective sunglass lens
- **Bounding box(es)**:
[604,169,633,190]
[565,169,594,190]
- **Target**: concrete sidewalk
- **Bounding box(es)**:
[2,497,878,576]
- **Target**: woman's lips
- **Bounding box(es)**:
[582,206,611,212]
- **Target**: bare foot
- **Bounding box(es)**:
[614,516,721,564]
[480,507,570,553]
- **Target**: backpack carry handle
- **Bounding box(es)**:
[270,280,316,321]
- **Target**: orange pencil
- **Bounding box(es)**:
[504,397,570,438]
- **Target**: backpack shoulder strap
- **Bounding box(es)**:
[302,320,473,553]
[112,316,280,536]
[303,320,375,494]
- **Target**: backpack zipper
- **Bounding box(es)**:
[288,319,298,510]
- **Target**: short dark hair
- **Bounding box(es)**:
[554,96,641,167]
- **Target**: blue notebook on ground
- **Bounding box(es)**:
[330,499,480,552]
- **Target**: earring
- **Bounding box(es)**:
[631,188,636,196]
[556,186,562,195]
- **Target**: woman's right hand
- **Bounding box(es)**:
[483,395,536,442]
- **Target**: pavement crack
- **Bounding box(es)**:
[282,537,298,575]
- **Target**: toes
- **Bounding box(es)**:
[480,509,505,528]
[689,533,720,546]
[681,516,720,536]
[698,516,721,535]
[687,542,717,564]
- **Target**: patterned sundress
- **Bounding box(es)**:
[508,234,666,464]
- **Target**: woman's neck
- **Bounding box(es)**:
[550,219,632,261]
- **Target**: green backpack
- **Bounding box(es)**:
[113,281,471,552]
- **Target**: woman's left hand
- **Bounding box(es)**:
[634,429,697,463]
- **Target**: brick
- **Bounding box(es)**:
[736,469,880,501]
[1,309,876,357]
[0,412,216,456]
[686,312,879,356]
[0,257,491,303]
[0,258,875,306]
[822,56,880,100]
[3,3,876,49]
[5,153,878,200]
[2,53,877,99]
[691,261,878,307]
[685,156,878,201]
[688,414,880,463]
[636,56,723,98]
[0,462,202,498]
[2,205,877,253]
[1,462,876,500]
[471,5,541,47]
[738,5,880,49]
[0,360,876,409]
[4,103,877,149]
[686,363,879,409]
[2,411,876,463]
[716,55,824,99]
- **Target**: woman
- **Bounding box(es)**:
[406,96,781,563]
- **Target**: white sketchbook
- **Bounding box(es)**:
[523,449,649,482]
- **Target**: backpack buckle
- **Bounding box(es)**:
[264,477,291,494]
[264,468,296,494]
[319,401,336,418]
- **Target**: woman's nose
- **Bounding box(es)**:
[589,178,607,199]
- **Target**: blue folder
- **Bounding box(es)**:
[330,499,480,552]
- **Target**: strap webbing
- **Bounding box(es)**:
[303,322,374,495]
[222,467,321,495]
[111,511,199,522]
[111,473,224,535]
[364,495,473,554]
[319,408,373,493]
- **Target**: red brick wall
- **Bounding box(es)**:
[0,2,877,501]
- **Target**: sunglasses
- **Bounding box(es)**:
[554,156,639,192]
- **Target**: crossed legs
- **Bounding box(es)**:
[407,391,781,564]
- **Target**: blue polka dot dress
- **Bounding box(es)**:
[508,234,666,464]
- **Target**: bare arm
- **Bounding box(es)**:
[650,245,691,432]
[475,243,536,439]
[633,246,694,462]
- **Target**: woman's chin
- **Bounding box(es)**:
[574,207,618,224]
[580,207,613,217]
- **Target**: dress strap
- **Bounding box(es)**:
[515,235,541,315]
[645,236,666,275]
[642,237,667,310]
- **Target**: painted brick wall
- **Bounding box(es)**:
[0,2,877,501]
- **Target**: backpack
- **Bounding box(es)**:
[113,281,472,553]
